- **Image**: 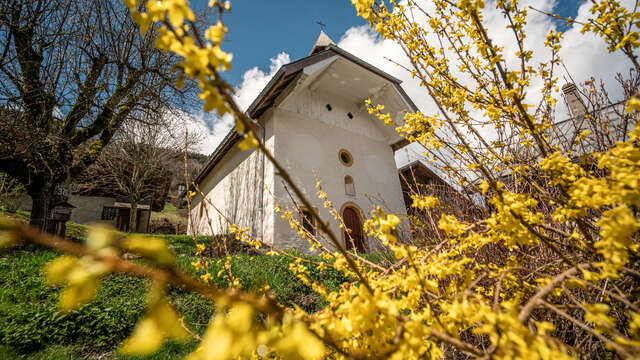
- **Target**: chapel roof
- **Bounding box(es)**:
[192,34,418,187]
[246,43,416,119]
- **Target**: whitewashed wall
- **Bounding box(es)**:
[271,87,407,252]
[189,112,275,245]
[190,64,410,253]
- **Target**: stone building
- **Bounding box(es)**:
[18,193,153,233]
[189,32,418,252]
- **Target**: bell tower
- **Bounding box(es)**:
[309,30,336,55]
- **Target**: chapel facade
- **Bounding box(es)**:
[189,32,418,252]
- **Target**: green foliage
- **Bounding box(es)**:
[65,222,88,243]
[117,341,198,360]
[227,253,347,312]
[0,232,360,358]
[161,203,177,214]
[0,172,26,212]
[0,250,148,351]
[0,344,81,360]
[156,234,205,255]
[0,245,206,356]
[0,209,29,222]
[178,250,353,313]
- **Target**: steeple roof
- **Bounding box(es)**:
[309,30,336,55]
[191,39,419,187]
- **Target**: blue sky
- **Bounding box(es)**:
[194,0,585,87]
[188,0,631,155]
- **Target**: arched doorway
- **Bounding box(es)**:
[343,206,365,252]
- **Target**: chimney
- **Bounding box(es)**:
[562,82,587,118]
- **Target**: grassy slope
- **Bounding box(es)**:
[0,211,352,359]
[149,203,187,233]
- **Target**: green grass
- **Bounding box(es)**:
[0,248,150,356]
[0,242,207,359]
[0,342,199,360]
[0,207,30,222]
[0,344,83,360]
[160,203,178,214]
[150,203,187,234]
[65,222,89,242]
[0,220,356,359]
[0,209,89,242]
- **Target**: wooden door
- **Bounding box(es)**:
[116,208,130,232]
[343,207,364,252]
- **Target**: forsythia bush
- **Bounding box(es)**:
[2,0,640,359]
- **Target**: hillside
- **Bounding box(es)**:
[0,211,352,359]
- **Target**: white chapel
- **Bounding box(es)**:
[189,32,418,252]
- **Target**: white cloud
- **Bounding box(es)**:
[336,0,637,169]
[193,52,291,154]
[186,111,221,153]
[558,0,633,101]
[338,0,633,112]
[234,52,291,111]
[191,0,636,161]
[156,108,215,153]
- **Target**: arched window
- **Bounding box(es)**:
[300,209,315,235]
[345,175,355,196]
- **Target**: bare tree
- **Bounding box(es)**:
[0,171,25,211]
[77,111,201,232]
[0,0,197,233]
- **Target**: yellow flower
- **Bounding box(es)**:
[200,272,213,283]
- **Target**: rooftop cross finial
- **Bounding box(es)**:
[309,27,335,55]
[316,20,326,32]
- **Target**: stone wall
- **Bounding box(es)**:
[16,194,118,227]
[68,195,118,226]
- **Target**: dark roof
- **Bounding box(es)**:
[247,45,415,119]
[398,160,449,187]
[114,197,152,205]
[53,201,76,209]
[193,45,419,187]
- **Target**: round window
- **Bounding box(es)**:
[338,149,353,167]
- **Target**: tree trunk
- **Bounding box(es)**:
[129,201,138,233]
[28,183,65,235]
